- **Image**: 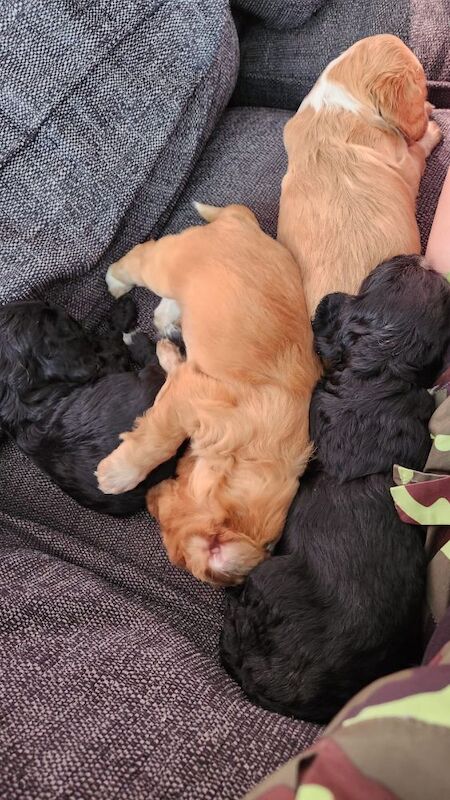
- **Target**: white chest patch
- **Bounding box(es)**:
[300,76,361,113]
[300,49,361,115]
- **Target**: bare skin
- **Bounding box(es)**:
[426,166,450,275]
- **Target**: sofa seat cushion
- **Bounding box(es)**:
[233,0,450,110]
[0,106,321,800]
[0,0,238,305]
[163,106,291,239]
[231,0,328,31]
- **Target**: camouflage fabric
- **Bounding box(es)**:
[244,637,450,800]
[244,363,450,800]
[391,365,450,631]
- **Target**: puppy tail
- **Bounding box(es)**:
[193,201,259,228]
[192,201,223,223]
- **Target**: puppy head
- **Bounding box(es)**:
[356,35,428,142]
[182,526,269,587]
[314,255,450,384]
[148,478,270,587]
[0,301,99,401]
[358,255,450,381]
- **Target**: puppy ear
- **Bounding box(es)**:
[370,62,427,142]
[312,292,348,365]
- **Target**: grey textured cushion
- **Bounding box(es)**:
[231,0,327,30]
[0,0,238,305]
[233,0,450,110]
[164,106,291,238]
[0,106,321,800]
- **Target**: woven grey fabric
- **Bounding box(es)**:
[0,106,320,800]
[232,0,450,110]
[1,0,449,795]
[0,0,238,305]
[164,106,291,238]
[231,0,327,31]
[410,0,450,83]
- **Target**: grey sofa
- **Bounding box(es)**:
[1,2,449,798]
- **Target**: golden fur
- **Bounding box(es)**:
[278,34,442,314]
[96,204,320,585]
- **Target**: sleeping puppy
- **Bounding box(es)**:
[0,296,179,515]
[278,34,441,315]
[220,255,450,723]
[96,203,320,585]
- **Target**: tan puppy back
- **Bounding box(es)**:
[168,204,316,390]
[278,34,440,315]
[98,204,319,585]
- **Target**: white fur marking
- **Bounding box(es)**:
[300,50,361,114]
[192,201,222,222]
[301,76,361,113]
[193,200,206,216]
[106,268,130,298]
[122,330,137,345]
[153,297,181,337]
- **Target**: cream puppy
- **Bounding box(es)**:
[278,34,441,315]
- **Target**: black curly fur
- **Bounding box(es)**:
[0,295,183,515]
[220,255,450,723]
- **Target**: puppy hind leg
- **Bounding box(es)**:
[417,120,442,158]
[106,236,182,300]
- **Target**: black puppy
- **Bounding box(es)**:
[220,255,450,723]
[0,296,180,515]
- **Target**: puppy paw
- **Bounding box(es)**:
[156,338,183,374]
[153,298,181,338]
[106,265,132,299]
[428,119,443,144]
[96,444,145,494]
[419,120,442,157]
[425,101,435,117]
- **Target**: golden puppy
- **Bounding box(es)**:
[96,204,319,585]
[278,34,442,315]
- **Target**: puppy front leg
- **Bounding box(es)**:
[96,377,186,495]
[407,120,442,177]
[416,119,442,159]
[403,120,442,197]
